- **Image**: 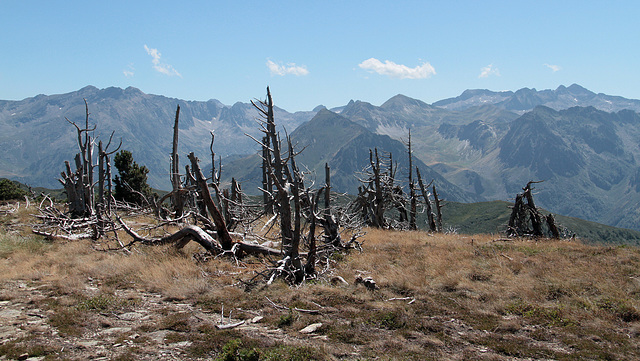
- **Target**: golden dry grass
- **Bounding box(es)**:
[2,206,640,359]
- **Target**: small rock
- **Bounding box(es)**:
[99,327,132,336]
[169,341,192,347]
[0,309,22,318]
[118,312,144,321]
[148,330,170,344]
[77,340,100,348]
[250,316,264,324]
[299,323,323,334]
[18,354,29,361]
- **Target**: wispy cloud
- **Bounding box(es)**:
[544,63,561,72]
[123,63,135,78]
[479,64,500,78]
[266,60,309,76]
[144,45,181,77]
[358,58,435,79]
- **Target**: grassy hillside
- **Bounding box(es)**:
[1,206,640,360]
[7,176,639,246]
[443,200,640,246]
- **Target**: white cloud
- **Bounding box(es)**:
[144,45,182,77]
[358,58,435,79]
[123,63,135,78]
[544,63,561,72]
[479,64,500,78]
[266,60,309,76]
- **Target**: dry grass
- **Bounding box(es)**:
[2,206,640,359]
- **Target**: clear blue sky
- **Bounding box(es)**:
[1,1,638,111]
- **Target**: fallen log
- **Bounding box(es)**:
[32,230,93,241]
[117,216,282,257]
[117,216,222,253]
[215,320,245,330]
[236,242,281,256]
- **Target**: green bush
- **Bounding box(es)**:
[215,339,259,361]
[0,178,27,201]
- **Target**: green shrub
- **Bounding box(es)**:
[0,178,27,200]
[215,339,259,361]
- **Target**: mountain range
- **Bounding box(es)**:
[0,86,313,189]
[3,84,640,232]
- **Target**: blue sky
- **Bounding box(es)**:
[1,1,638,111]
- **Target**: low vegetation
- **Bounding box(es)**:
[1,204,640,360]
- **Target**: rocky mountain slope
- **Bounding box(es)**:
[0,86,314,189]
[222,109,481,202]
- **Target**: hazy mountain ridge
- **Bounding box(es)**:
[4,84,640,231]
[0,86,314,189]
[434,84,640,113]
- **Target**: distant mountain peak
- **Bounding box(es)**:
[381,94,432,110]
[79,85,99,92]
[566,83,595,97]
[124,86,143,95]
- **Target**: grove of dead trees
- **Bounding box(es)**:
[37,89,369,287]
[36,88,460,288]
[351,131,443,232]
[37,99,122,240]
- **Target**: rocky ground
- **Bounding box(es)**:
[0,275,617,361]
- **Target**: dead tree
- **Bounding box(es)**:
[507,181,560,238]
[407,130,417,230]
[416,168,437,232]
[95,135,121,236]
[45,100,122,241]
[59,99,97,217]
[251,87,323,284]
[170,105,186,217]
[352,148,411,229]
[353,148,389,228]
[432,184,443,232]
[320,163,342,247]
[187,152,234,250]
[265,134,302,281]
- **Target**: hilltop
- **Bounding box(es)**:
[1,205,639,360]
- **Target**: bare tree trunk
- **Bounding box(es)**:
[106,153,113,214]
[324,163,331,218]
[261,135,273,215]
[546,214,560,239]
[305,188,323,277]
[433,184,443,232]
[187,152,234,250]
[371,149,386,228]
[523,181,543,237]
[416,168,436,232]
[170,105,185,217]
[406,130,417,230]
